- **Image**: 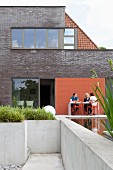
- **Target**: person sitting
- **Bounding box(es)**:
[70,93,79,115]
[84,93,90,114]
[88,92,97,115]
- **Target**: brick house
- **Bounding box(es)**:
[0,6,113,114]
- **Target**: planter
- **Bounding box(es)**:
[27,120,61,154]
[103,131,113,142]
[0,121,27,165]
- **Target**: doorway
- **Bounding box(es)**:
[40,79,55,108]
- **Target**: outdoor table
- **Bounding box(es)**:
[68,101,90,115]
[68,101,100,115]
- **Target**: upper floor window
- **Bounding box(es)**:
[24,29,34,48]
[64,28,75,49]
[11,28,59,49]
[36,29,46,48]
[12,29,23,48]
[11,28,76,49]
[48,29,58,48]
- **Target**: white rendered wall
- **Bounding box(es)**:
[27,120,61,153]
[0,121,27,165]
[61,118,113,170]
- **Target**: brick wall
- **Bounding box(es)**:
[55,78,105,114]
[0,6,65,28]
[0,49,113,105]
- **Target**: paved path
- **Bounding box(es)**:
[22,154,65,170]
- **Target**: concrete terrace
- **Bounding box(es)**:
[22,154,64,170]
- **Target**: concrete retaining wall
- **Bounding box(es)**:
[61,118,113,170]
[1,118,113,169]
[27,120,61,154]
[0,121,27,165]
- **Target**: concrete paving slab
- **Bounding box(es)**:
[22,154,65,170]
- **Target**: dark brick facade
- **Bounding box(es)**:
[0,7,113,105]
[1,49,113,105]
[0,6,65,28]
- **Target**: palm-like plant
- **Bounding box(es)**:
[93,81,113,137]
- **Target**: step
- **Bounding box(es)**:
[22,153,65,170]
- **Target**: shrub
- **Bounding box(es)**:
[22,107,37,120]
[0,106,55,122]
[23,107,55,120]
[0,106,24,122]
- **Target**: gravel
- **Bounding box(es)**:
[0,165,23,170]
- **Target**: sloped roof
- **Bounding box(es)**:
[65,13,98,49]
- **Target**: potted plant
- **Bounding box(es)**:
[0,106,27,166]
[22,107,60,154]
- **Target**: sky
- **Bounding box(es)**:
[0,0,113,49]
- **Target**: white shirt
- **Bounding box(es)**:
[90,96,97,106]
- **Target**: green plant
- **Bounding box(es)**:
[108,58,113,71]
[23,107,55,120]
[90,59,113,137]
[99,47,106,50]
[0,106,24,122]
[90,69,98,78]
[93,80,113,137]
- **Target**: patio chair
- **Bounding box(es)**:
[87,102,99,115]
[26,101,34,107]
[17,101,24,107]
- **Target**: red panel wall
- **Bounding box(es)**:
[55,78,105,115]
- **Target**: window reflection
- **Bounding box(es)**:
[11,28,65,49]
[64,29,74,35]
[48,29,58,48]
[12,29,22,47]
[12,79,39,108]
[36,29,46,48]
[64,37,74,44]
[64,28,75,49]
[24,29,34,48]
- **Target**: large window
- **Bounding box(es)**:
[11,28,59,49]
[12,79,39,107]
[11,28,76,49]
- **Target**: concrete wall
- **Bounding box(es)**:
[27,120,61,154]
[0,121,27,165]
[1,118,113,169]
[60,118,113,170]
